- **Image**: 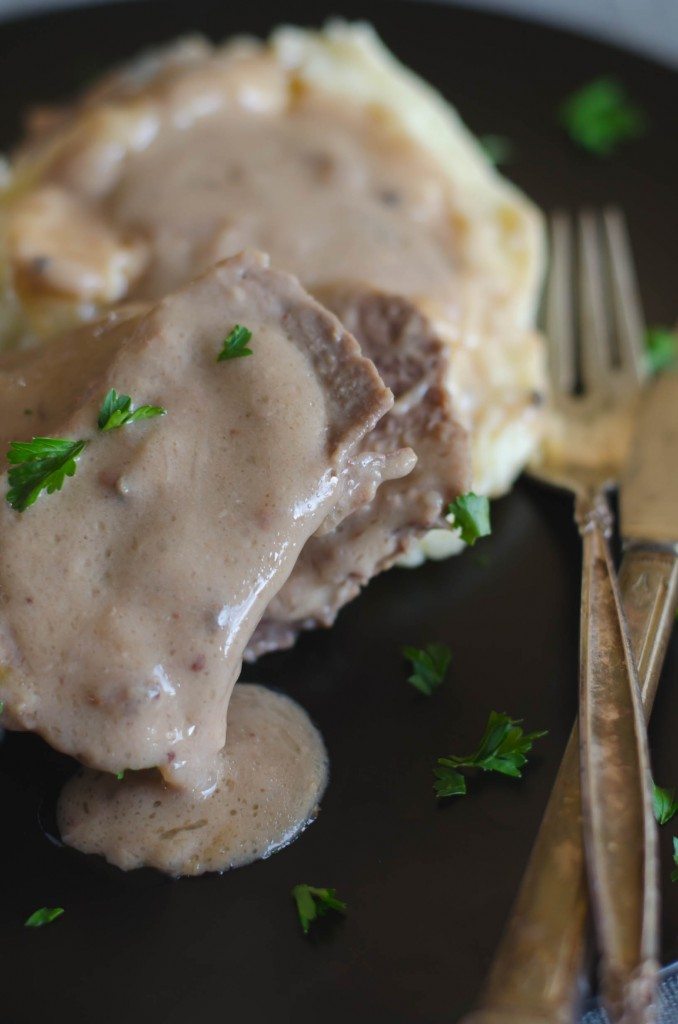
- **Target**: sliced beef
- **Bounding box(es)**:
[246,286,470,659]
[0,253,402,791]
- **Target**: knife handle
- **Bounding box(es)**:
[577,493,659,1023]
[619,544,678,710]
[458,541,677,1024]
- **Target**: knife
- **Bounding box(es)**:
[458,373,678,1024]
[619,371,678,729]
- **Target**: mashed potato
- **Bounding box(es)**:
[0,21,546,556]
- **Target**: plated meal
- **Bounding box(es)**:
[3,6,678,1024]
[0,21,546,877]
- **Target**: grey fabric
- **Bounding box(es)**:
[583,965,678,1022]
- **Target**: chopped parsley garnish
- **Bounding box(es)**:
[0,700,4,714]
[25,906,64,928]
[116,771,125,781]
[672,838,678,883]
[559,77,646,156]
[447,493,491,546]
[217,325,253,362]
[403,643,451,696]
[653,783,678,826]
[646,327,678,375]
[291,885,346,935]
[97,389,166,432]
[434,711,547,797]
[479,134,513,167]
[6,437,87,512]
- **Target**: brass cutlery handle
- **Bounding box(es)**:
[619,545,678,710]
[457,726,588,1024]
[577,490,659,1023]
[458,540,677,1024]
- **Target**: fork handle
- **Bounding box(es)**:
[457,541,677,1024]
[577,490,659,1023]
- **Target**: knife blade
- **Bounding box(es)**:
[621,372,678,547]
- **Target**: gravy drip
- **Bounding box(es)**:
[0,254,392,798]
[58,684,328,876]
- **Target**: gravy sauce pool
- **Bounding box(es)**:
[58,684,329,875]
[0,252,394,871]
[110,99,463,313]
[9,51,464,325]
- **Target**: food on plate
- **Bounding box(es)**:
[403,642,452,697]
[0,21,546,875]
[433,711,548,798]
[0,21,545,529]
[247,285,469,657]
[292,883,347,935]
[59,684,329,875]
[0,252,405,839]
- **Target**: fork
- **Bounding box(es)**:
[458,208,659,1024]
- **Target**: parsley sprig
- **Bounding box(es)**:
[646,327,678,375]
[403,643,451,696]
[5,388,168,511]
[98,389,166,431]
[672,838,678,884]
[559,77,646,156]
[447,492,491,546]
[217,325,253,362]
[434,711,547,797]
[479,134,513,167]
[6,438,87,512]
[653,783,678,827]
[25,906,64,928]
[291,885,346,935]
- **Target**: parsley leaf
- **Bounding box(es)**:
[479,134,513,167]
[653,782,678,826]
[434,711,547,798]
[6,437,87,512]
[672,838,678,884]
[447,493,491,546]
[291,885,346,935]
[116,771,125,781]
[646,327,678,375]
[217,325,253,362]
[559,77,646,156]
[25,906,64,928]
[98,389,166,432]
[403,643,451,696]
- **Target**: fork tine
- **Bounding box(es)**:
[545,211,576,395]
[578,210,613,395]
[603,207,648,388]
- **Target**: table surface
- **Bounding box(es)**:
[0,0,676,68]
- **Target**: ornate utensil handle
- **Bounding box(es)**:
[577,490,659,1023]
[458,538,677,1024]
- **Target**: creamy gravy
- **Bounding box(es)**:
[0,253,392,808]
[58,683,328,875]
[8,51,463,325]
[110,100,462,313]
